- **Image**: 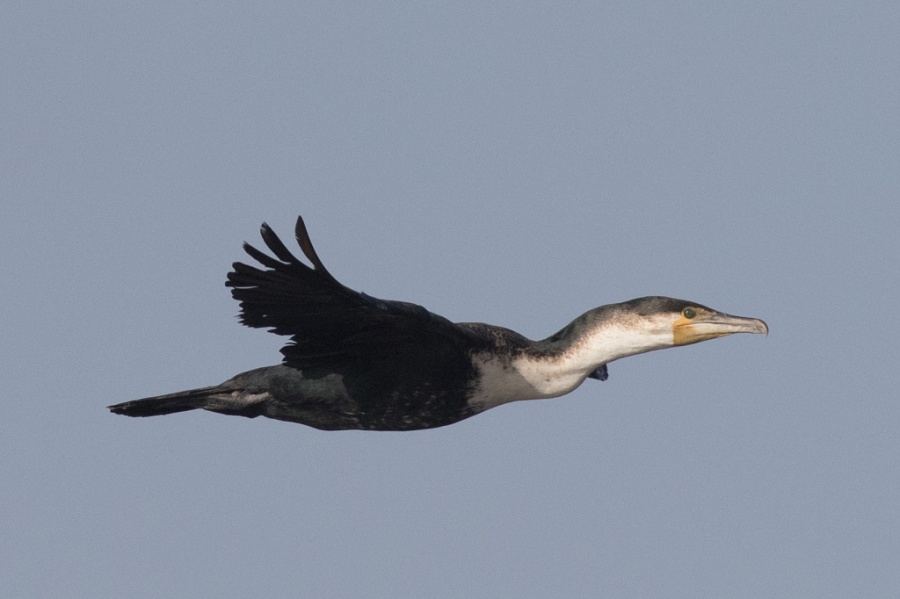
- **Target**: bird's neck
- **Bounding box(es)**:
[467,310,675,412]
[511,313,675,398]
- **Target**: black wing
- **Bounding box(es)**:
[225,217,486,371]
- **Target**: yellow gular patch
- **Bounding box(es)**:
[672,308,727,346]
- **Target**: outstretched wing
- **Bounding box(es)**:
[225,217,485,371]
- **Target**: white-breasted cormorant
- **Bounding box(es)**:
[108,217,768,431]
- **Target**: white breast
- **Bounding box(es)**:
[465,353,589,412]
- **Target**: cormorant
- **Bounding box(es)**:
[108,217,768,431]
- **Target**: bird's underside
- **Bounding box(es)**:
[109,216,768,431]
[110,365,480,431]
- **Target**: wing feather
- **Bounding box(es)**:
[225,217,486,370]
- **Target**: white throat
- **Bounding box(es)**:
[466,316,675,411]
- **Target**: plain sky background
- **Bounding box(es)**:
[3,2,899,597]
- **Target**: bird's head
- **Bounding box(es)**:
[605,296,768,349]
[576,296,768,367]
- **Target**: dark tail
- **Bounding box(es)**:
[108,386,222,417]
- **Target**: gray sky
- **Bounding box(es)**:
[3,2,898,597]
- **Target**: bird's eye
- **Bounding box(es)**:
[682,308,696,319]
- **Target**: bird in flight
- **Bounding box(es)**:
[109,217,768,431]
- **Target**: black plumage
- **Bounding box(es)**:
[112,218,518,430]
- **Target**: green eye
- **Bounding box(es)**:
[682,308,696,319]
